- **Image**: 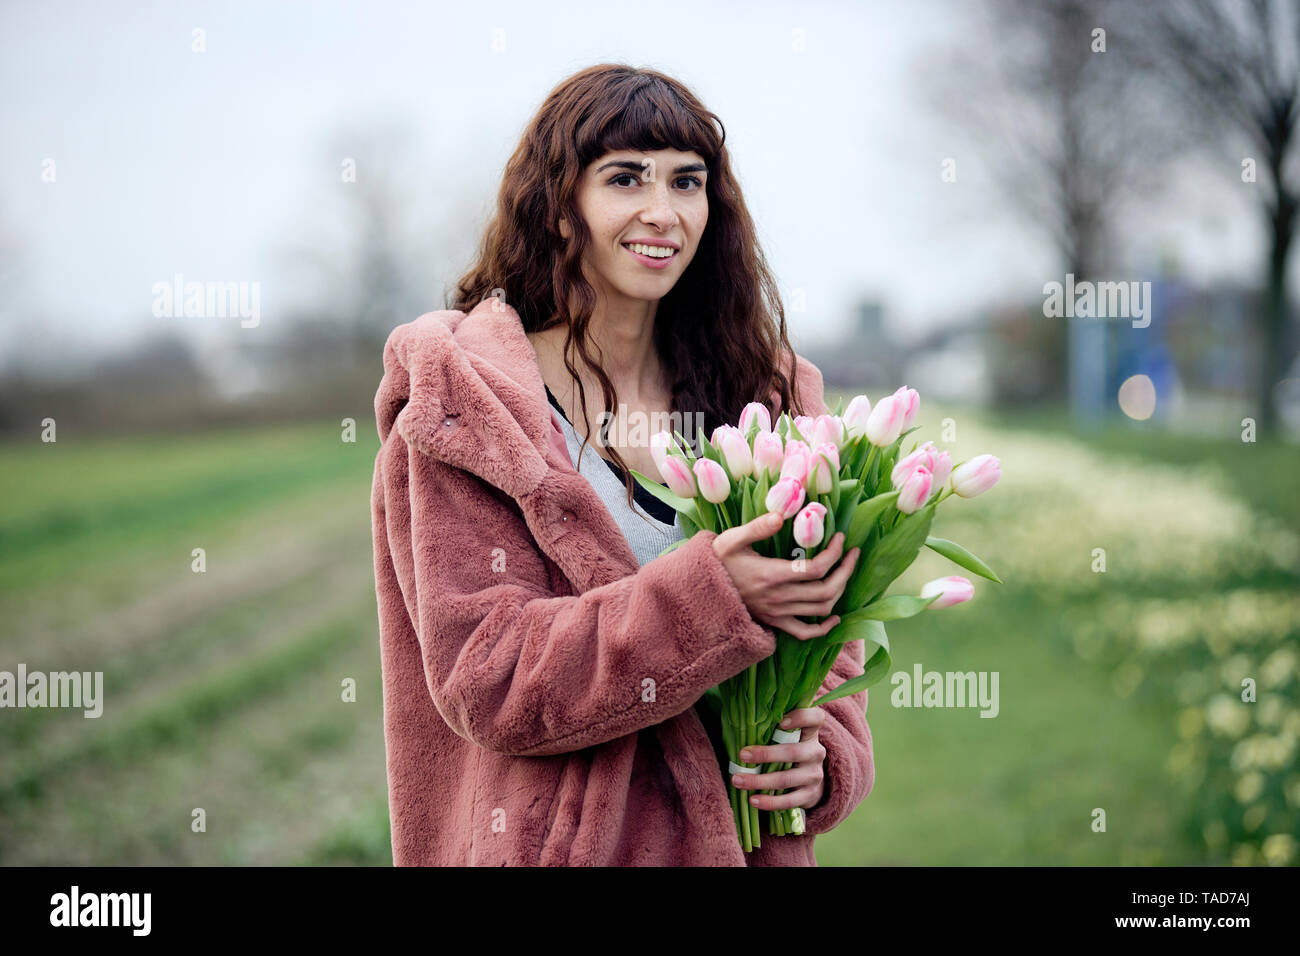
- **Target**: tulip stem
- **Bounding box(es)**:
[715,501,733,530]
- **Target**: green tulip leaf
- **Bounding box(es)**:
[813,624,891,705]
[924,536,1004,584]
[841,593,939,622]
[843,502,935,609]
[846,490,900,552]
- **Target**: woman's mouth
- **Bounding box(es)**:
[622,242,678,269]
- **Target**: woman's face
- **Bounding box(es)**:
[560,147,708,307]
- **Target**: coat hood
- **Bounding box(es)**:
[375,297,557,502]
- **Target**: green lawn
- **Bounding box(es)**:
[1,404,1294,865]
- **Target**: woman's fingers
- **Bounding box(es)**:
[714,510,783,557]
[765,547,860,608]
[744,784,823,811]
[789,532,846,579]
[763,613,841,641]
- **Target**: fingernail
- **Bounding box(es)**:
[739,749,753,761]
[781,717,792,728]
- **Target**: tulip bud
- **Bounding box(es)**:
[928,447,952,488]
[811,414,847,451]
[896,464,932,514]
[919,575,974,609]
[658,454,696,499]
[753,430,784,480]
[779,439,813,486]
[894,441,951,495]
[891,447,926,490]
[693,457,731,504]
[842,395,872,440]
[650,430,679,471]
[717,428,754,479]
[808,442,840,495]
[739,402,772,436]
[792,502,828,549]
[792,415,817,442]
[892,386,919,429]
[949,454,1001,498]
[865,395,906,447]
[764,476,806,519]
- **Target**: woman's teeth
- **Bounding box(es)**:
[623,243,676,258]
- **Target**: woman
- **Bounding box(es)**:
[370,64,874,866]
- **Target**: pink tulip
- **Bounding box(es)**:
[792,415,817,442]
[811,414,847,451]
[779,439,813,486]
[650,430,680,471]
[920,575,974,609]
[753,430,784,480]
[842,394,872,440]
[865,395,906,446]
[765,476,806,519]
[739,402,772,436]
[658,454,696,498]
[808,442,840,494]
[893,441,951,493]
[891,447,927,489]
[792,502,828,549]
[949,454,1001,498]
[927,445,952,488]
[896,464,933,514]
[892,386,920,429]
[716,428,754,479]
[693,457,731,504]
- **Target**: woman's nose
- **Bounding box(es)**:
[639,190,679,229]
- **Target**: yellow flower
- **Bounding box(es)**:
[1285,775,1300,809]
[1261,648,1297,688]
[1207,696,1251,738]
[1234,772,1265,804]
[1262,834,1297,866]
[1231,843,1258,866]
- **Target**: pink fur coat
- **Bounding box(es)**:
[370,296,875,865]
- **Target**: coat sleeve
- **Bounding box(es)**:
[375,427,778,758]
[799,636,875,836]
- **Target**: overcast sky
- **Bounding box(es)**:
[0,0,1275,374]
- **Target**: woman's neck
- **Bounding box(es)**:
[534,300,668,406]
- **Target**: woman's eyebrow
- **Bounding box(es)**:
[594,159,707,175]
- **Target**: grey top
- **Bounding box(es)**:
[547,392,686,567]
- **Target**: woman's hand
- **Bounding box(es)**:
[712,511,860,640]
[730,707,828,810]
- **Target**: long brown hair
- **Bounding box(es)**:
[450,63,807,511]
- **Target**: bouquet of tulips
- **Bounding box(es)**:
[630,386,1004,852]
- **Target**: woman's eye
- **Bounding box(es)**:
[609,173,704,190]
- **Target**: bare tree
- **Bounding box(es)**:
[924,0,1178,404]
[1142,0,1300,435]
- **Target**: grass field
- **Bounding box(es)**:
[1,401,1295,865]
